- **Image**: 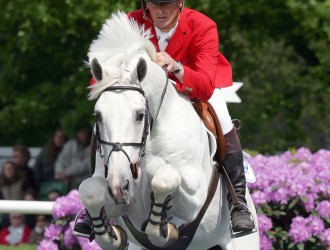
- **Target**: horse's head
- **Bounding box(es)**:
[90,57,150,205]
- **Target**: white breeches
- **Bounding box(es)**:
[208,88,233,135]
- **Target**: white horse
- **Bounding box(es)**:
[79,11,259,250]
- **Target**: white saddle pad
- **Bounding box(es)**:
[206,130,256,183]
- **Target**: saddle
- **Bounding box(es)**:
[192,101,226,163]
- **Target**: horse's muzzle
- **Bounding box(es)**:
[107,180,130,205]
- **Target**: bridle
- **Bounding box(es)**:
[94,70,169,180]
[95,86,152,180]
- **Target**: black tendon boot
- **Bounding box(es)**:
[223,127,255,236]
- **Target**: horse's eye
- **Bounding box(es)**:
[94,112,102,123]
[136,112,144,122]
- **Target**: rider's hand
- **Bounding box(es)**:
[156,52,176,73]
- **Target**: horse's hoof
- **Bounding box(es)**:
[112,225,128,250]
[163,223,179,248]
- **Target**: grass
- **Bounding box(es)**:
[1,244,37,250]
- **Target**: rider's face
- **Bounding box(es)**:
[147,1,182,32]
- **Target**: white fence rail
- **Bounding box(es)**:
[0,200,54,215]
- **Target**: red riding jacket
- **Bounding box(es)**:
[90,8,232,101]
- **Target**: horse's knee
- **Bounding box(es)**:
[79,177,107,208]
[152,167,181,193]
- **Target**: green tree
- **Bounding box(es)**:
[189,0,330,153]
[1,0,329,153]
[0,0,137,145]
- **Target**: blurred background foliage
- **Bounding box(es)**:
[0,0,329,153]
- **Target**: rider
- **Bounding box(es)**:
[74,0,255,239]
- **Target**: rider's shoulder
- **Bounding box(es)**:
[183,8,216,27]
[127,9,144,22]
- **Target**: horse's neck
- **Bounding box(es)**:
[143,61,193,124]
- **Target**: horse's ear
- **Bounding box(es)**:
[136,58,147,82]
[91,58,103,81]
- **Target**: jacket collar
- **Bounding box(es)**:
[145,10,189,53]
[166,10,188,55]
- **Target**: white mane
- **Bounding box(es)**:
[87,11,156,100]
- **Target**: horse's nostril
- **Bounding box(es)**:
[124,180,129,191]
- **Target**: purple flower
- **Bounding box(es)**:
[316,200,330,219]
[251,191,268,207]
[37,239,59,250]
[260,233,272,250]
[294,147,312,162]
[320,228,330,247]
[302,193,317,212]
[44,224,63,241]
[289,216,312,243]
[52,190,84,219]
[257,214,273,234]
[64,221,78,249]
[306,215,325,236]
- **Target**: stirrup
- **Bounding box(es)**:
[73,208,95,241]
[229,202,257,238]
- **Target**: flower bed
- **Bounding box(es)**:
[249,147,330,250]
[39,147,330,249]
[38,190,102,250]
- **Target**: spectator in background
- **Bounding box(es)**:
[0,161,26,200]
[23,189,38,229]
[34,129,67,188]
[12,145,36,192]
[28,215,50,244]
[47,189,62,201]
[55,127,92,190]
[0,213,31,245]
[0,161,29,229]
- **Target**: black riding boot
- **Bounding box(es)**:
[223,127,255,234]
[73,133,97,239]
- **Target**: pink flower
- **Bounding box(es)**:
[320,228,330,247]
[64,221,79,248]
[289,216,312,243]
[306,215,325,236]
[257,214,273,234]
[44,224,63,241]
[251,191,268,207]
[38,239,59,250]
[316,200,330,219]
[260,233,272,250]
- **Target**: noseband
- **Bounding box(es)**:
[95,85,153,180]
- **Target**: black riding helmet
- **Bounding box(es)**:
[141,0,183,14]
[145,0,176,2]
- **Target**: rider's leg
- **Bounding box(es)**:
[73,132,97,238]
[208,88,255,233]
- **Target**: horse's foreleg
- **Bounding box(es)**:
[79,177,127,250]
[142,165,181,247]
